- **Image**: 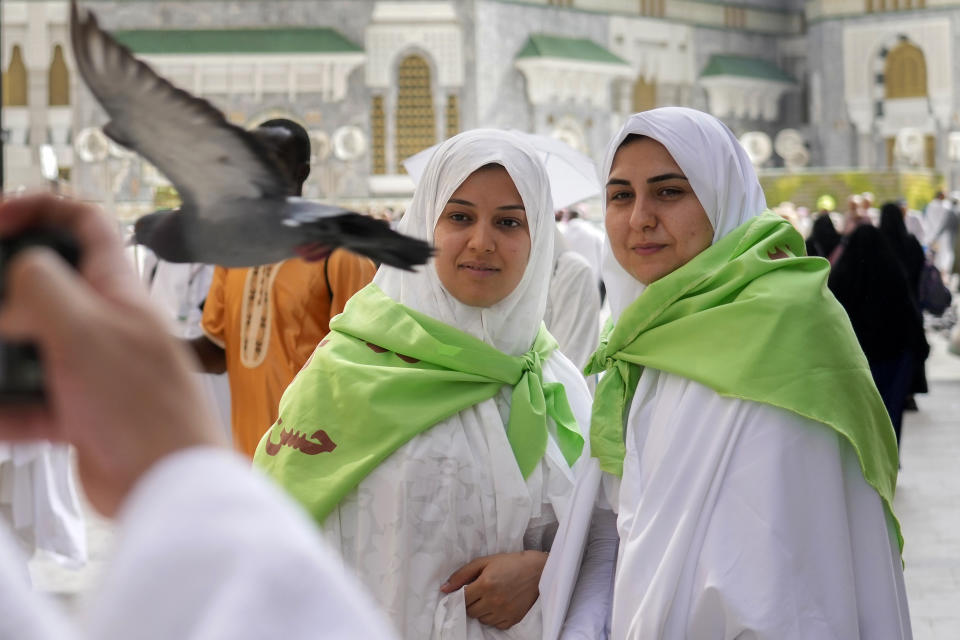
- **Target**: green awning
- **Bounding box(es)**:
[700,55,794,83]
[113,28,363,55]
[516,33,626,65]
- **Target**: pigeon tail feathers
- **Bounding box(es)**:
[295,214,433,272]
[135,210,194,263]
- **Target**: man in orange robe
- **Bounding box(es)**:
[190,120,376,456]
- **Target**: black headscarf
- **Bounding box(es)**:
[878,201,925,300]
[828,225,928,365]
[806,214,841,258]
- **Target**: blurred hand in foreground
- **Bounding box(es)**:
[0,194,225,517]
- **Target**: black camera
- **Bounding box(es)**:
[0,228,80,403]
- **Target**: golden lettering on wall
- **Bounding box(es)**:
[396,55,436,174]
[3,45,28,107]
[49,45,70,106]
[885,135,936,168]
[884,41,927,99]
[371,95,386,175]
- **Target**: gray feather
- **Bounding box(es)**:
[71,1,431,270]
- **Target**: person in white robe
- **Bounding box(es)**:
[545,230,601,375]
[560,207,604,290]
[257,130,616,639]
[591,108,911,639]
[0,193,396,640]
[140,250,232,435]
[0,441,86,570]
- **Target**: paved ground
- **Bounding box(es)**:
[23,328,960,636]
[895,329,960,640]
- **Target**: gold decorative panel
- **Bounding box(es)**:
[445,94,459,139]
[49,45,70,106]
[396,55,436,173]
[632,77,657,113]
[371,94,386,175]
[3,46,28,107]
[884,41,927,99]
[639,0,665,17]
[869,0,926,11]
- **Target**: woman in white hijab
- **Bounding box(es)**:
[588,108,911,639]
[256,129,615,639]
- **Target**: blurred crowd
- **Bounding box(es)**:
[774,190,959,449]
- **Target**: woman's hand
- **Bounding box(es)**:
[440,550,548,630]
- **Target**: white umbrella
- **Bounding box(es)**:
[402,130,600,210]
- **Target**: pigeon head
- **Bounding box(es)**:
[134,210,192,262]
[251,119,311,197]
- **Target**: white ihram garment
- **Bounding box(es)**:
[562,218,604,286]
[545,232,601,373]
[599,108,910,639]
[0,448,396,640]
[324,130,612,639]
[0,442,86,567]
[142,254,232,436]
[607,371,910,639]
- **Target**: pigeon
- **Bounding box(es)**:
[69,1,431,270]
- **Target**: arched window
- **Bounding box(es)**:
[49,44,70,106]
[884,41,927,99]
[3,45,28,106]
[395,55,435,173]
[632,76,657,112]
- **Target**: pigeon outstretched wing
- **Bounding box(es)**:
[70,1,288,213]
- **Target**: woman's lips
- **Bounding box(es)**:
[631,243,666,256]
[459,263,500,277]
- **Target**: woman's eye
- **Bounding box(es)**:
[609,191,632,201]
[498,218,522,228]
[448,212,470,222]
[658,187,684,198]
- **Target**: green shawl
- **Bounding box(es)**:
[254,283,584,523]
[586,212,902,549]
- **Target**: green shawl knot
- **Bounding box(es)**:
[585,212,902,550]
[254,283,584,523]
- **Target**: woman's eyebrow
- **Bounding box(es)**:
[647,173,688,184]
[447,198,475,206]
[606,178,631,187]
[497,204,525,211]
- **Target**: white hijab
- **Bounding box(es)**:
[374,129,554,357]
[598,107,767,320]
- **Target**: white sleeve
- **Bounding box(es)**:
[83,447,397,640]
[558,506,618,640]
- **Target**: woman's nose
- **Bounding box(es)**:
[466,223,495,252]
[628,196,656,232]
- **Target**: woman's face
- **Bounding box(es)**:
[605,137,713,285]
[434,165,531,307]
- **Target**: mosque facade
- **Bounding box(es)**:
[1,0,957,212]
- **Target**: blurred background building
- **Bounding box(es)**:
[1,0,957,214]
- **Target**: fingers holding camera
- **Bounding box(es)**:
[0,196,225,516]
[0,194,144,304]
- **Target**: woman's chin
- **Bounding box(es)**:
[446,288,509,309]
